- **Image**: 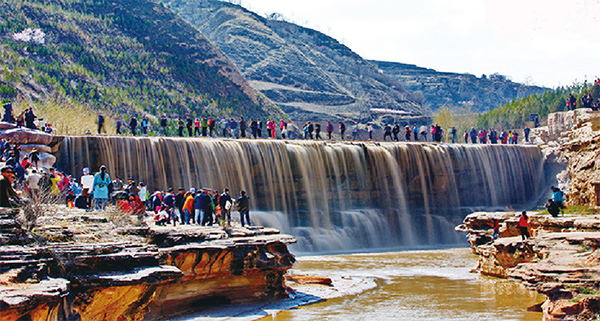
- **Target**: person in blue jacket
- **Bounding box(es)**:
[92,165,111,211]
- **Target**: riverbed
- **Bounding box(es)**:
[266,248,544,321]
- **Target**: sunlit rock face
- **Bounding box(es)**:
[458,212,600,320]
[0,208,296,321]
[56,136,545,251]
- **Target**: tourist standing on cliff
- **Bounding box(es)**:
[160,116,168,136]
[250,119,258,138]
[129,116,138,136]
[449,127,456,143]
[92,165,111,211]
[419,124,427,141]
[194,118,200,136]
[524,126,531,142]
[492,219,500,240]
[219,188,232,226]
[116,118,122,135]
[469,128,477,144]
[177,119,184,137]
[383,124,392,141]
[239,117,247,138]
[367,123,373,140]
[175,188,186,224]
[551,186,566,214]
[326,122,334,140]
[518,211,530,240]
[230,118,238,138]
[186,116,193,137]
[25,108,37,130]
[405,125,412,141]
[351,123,359,140]
[393,123,400,141]
[141,116,149,136]
[97,114,105,134]
[183,190,194,224]
[237,190,250,227]
[256,119,263,138]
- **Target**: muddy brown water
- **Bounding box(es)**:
[265,248,544,321]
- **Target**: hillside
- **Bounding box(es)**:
[0,0,278,134]
[371,61,548,113]
[167,0,426,123]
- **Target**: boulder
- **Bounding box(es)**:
[0,122,17,130]
[37,152,56,169]
[20,144,52,154]
[0,128,53,145]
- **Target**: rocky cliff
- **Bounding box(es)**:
[458,212,600,320]
[167,0,426,123]
[371,61,548,113]
[0,207,296,321]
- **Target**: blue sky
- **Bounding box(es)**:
[241,0,600,88]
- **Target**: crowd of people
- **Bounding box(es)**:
[102,112,538,145]
[0,155,253,228]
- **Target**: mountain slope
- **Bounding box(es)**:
[371,61,548,113]
[0,0,278,133]
[168,0,425,122]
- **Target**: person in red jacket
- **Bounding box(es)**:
[518,211,530,240]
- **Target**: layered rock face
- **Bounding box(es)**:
[458,212,600,320]
[0,208,296,321]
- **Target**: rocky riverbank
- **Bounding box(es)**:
[456,109,600,320]
[457,212,600,320]
[0,206,297,321]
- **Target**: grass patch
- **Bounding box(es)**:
[561,205,598,215]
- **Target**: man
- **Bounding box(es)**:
[174,187,186,224]
[239,117,247,138]
[186,116,193,137]
[236,190,250,227]
[177,119,184,137]
[25,169,41,196]
[25,108,37,130]
[339,122,345,140]
[141,116,149,136]
[524,126,531,143]
[0,166,22,207]
[193,188,206,225]
[160,116,168,136]
[129,116,138,136]
[97,113,105,134]
[219,188,232,226]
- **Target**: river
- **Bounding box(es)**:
[264,248,544,321]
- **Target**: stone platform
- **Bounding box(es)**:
[0,207,296,321]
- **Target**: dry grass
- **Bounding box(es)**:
[16,95,116,135]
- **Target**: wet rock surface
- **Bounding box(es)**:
[0,207,296,321]
[459,212,600,320]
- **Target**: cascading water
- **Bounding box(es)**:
[56,136,544,252]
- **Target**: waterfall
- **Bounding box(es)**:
[56,137,544,252]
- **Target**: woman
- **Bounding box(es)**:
[518,211,530,240]
[92,165,111,211]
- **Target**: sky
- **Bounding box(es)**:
[239,0,600,88]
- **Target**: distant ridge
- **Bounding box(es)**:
[168,0,426,122]
[371,60,548,113]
